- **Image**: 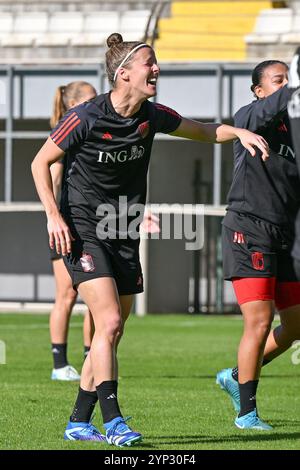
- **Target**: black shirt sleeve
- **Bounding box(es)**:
[152,102,182,134]
[50,102,98,152]
[234,85,293,132]
[289,88,300,175]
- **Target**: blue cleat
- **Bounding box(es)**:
[104,417,142,447]
[216,368,240,413]
[235,409,273,430]
[64,420,106,441]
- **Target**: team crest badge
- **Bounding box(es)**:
[80,253,95,272]
[138,121,150,139]
[251,252,264,271]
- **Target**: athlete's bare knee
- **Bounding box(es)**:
[63,294,77,313]
[245,316,272,339]
[56,285,77,307]
[100,311,122,342]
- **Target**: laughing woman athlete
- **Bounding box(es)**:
[32,33,268,447]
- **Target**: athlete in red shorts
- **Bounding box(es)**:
[217,60,300,430]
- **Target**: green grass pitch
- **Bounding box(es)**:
[0,313,299,450]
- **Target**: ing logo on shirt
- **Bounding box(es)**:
[97,145,145,164]
[278,144,295,160]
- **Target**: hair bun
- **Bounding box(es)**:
[107,33,123,48]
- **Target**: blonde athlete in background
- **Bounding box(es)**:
[32,33,269,447]
[49,81,159,381]
[49,81,96,381]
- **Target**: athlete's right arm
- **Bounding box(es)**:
[31,137,74,256]
[50,160,63,202]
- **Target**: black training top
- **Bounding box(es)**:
[224,85,300,228]
[50,92,182,240]
[288,87,300,260]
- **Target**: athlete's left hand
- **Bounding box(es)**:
[236,128,269,161]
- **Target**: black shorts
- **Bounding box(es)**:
[49,246,62,262]
[63,238,143,296]
[222,211,298,282]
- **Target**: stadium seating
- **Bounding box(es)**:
[155,1,273,61]
[245,2,300,59]
[119,10,150,41]
[1,13,48,47]
[0,13,14,45]
[0,7,151,61]
[35,12,84,47]
[0,1,296,63]
[281,10,300,43]
[71,12,120,46]
[245,9,292,45]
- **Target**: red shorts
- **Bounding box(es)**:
[233,277,300,311]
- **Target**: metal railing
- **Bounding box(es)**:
[0,62,259,204]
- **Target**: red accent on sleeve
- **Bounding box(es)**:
[51,112,77,139]
[154,103,181,118]
[54,118,81,146]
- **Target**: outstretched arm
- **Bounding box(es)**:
[170,117,269,160]
[31,137,74,255]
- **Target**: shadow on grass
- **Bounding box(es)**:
[122,373,300,381]
[148,431,300,446]
[271,419,300,426]
[263,375,300,379]
[121,375,217,380]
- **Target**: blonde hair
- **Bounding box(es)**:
[105,32,151,87]
[50,81,96,128]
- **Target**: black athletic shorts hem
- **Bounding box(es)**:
[222,211,298,282]
[63,239,144,296]
[49,246,62,262]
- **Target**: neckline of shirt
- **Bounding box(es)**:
[104,92,145,121]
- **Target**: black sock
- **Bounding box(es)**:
[83,346,90,359]
[96,380,122,424]
[262,358,271,366]
[232,358,271,382]
[70,387,98,423]
[239,380,259,417]
[51,343,68,369]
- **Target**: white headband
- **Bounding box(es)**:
[113,43,150,83]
